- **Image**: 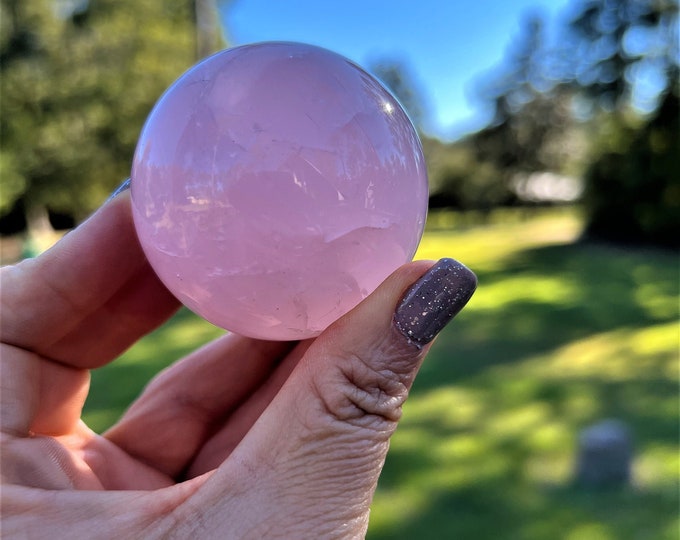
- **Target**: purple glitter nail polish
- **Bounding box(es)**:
[393,258,477,347]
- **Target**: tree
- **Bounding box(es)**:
[195,0,224,59]
[563,0,678,113]
[0,0,224,230]
[423,12,585,211]
[370,58,429,134]
[563,0,679,246]
[425,137,507,211]
[465,12,579,207]
[582,85,679,247]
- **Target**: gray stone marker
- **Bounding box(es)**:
[575,419,633,488]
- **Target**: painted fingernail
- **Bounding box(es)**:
[394,258,477,347]
[106,177,131,203]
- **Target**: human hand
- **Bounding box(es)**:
[0,191,476,538]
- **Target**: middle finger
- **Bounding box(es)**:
[104,333,295,478]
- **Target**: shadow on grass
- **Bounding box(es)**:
[418,241,677,383]
[369,241,679,539]
[370,480,678,540]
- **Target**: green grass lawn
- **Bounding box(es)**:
[82,207,679,539]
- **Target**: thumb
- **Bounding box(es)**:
[181,259,476,539]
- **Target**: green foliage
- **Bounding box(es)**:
[424,137,510,211]
[565,0,678,111]
[370,58,428,133]
[562,0,680,247]
[0,0,212,220]
[427,0,679,245]
[582,88,680,247]
[428,13,586,211]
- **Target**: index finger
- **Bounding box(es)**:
[0,193,179,369]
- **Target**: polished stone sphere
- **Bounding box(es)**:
[131,42,428,340]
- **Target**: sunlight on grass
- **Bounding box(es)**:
[637,444,680,487]
[78,207,678,539]
[415,207,582,268]
[368,488,430,533]
[485,402,552,439]
[468,273,581,310]
[404,386,486,429]
[633,264,679,320]
[564,523,616,540]
[534,322,678,383]
[524,451,573,484]
[368,208,678,539]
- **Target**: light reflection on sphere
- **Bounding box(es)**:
[132,42,428,340]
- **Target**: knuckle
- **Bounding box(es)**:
[309,334,423,434]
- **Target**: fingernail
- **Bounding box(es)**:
[106,177,131,203]
[394,258,477,348]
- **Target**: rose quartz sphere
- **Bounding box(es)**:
[131,42,428,340]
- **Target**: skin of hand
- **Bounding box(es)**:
[0,191,476,539]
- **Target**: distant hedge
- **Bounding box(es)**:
[582,89,679,248]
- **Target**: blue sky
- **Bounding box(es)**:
[221,0,572,140]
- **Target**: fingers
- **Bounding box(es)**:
[176,259,477,538]
[104,334,296,478]
[0,344,89,437]
[0,194,179,368]
[1,484,184,538]
[183,338,314,477]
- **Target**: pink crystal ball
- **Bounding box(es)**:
[131,42,428,340]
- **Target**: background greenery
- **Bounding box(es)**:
[370,209,678,540]
[81,208,679,539]
[1,0,199,221]
[1,0,678,246]
[2,0,678,537]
